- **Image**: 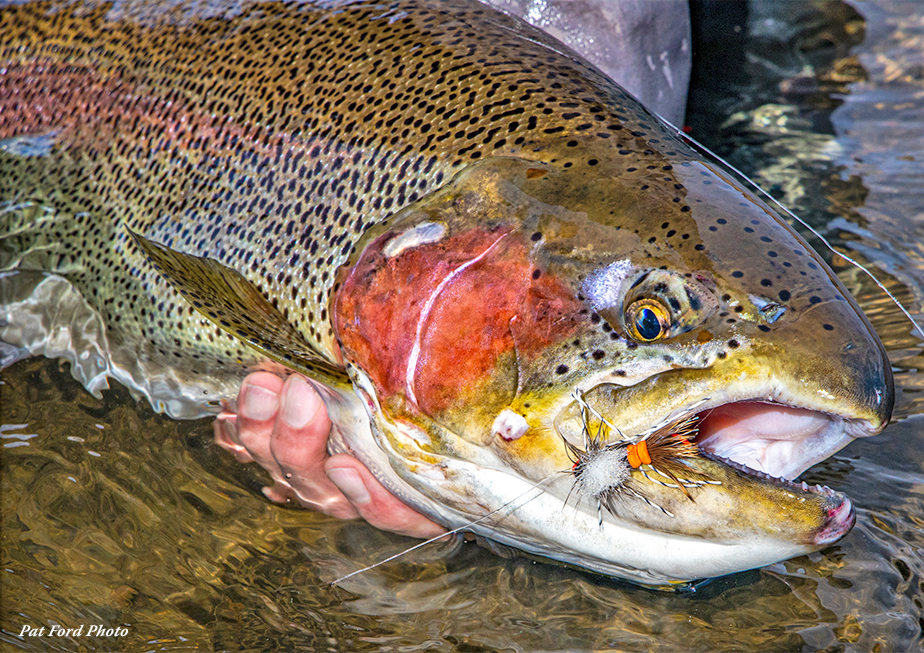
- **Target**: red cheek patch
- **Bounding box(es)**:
[335,226,581,415]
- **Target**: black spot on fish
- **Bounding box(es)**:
[686,288,701,310]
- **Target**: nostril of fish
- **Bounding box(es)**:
[750,295,786,323]
[759,303,785,323]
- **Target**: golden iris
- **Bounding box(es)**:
[626,299,671,342]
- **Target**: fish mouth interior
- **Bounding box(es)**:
[692,401,869,480]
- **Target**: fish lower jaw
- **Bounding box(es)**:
[693,400,872,481]
[410,459,827,585]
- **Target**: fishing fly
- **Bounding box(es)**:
[562,391,720,524]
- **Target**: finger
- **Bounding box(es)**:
[273,374,332,473]
[215,375,297,504]
[212,412,255,463]
[235,372,287,477]
[271,375,361,520]
[325,454,447,539]
[262,479,299,504]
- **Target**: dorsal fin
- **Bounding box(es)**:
[130,229,350,387]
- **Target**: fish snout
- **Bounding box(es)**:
[756,295,894,433]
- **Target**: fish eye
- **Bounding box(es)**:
[626,299,671,342]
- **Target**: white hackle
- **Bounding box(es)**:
[577,446,631,499]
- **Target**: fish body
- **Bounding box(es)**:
[0,0,893,584]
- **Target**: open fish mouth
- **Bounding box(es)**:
[693,400,873,482]
[690,401,865,546]
[559,372,886,491]
[547,381,876,568]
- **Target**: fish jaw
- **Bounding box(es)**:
[421,460,854,585]
[341,365,856,585]
[560,364,888,481]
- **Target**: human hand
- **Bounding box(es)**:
[213,371,446,539]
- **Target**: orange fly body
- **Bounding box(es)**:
[626,440,652,468]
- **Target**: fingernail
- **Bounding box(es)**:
[281,375,322,429]
[241,383,277,421]
[326,468,371,505]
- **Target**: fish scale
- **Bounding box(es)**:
[2,0,689,416]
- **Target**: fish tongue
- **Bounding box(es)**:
[695,402,831,478]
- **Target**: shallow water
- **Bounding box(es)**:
[2,1,923,651]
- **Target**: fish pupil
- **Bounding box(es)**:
[636,308,662,340]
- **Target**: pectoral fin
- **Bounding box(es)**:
[130,230,350,387]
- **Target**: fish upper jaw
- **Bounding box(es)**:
[558,287,894,483]
[563,358,890,490]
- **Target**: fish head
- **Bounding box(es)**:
[333,153,892,583]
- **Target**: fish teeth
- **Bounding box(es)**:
[700,450,839,495]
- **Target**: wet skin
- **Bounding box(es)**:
[1,0,892,582]
[214,371,443,538]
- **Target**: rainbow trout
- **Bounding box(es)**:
[0,0,893,585]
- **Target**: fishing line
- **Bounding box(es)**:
[658,115,924,342]
[328,472,559,586]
